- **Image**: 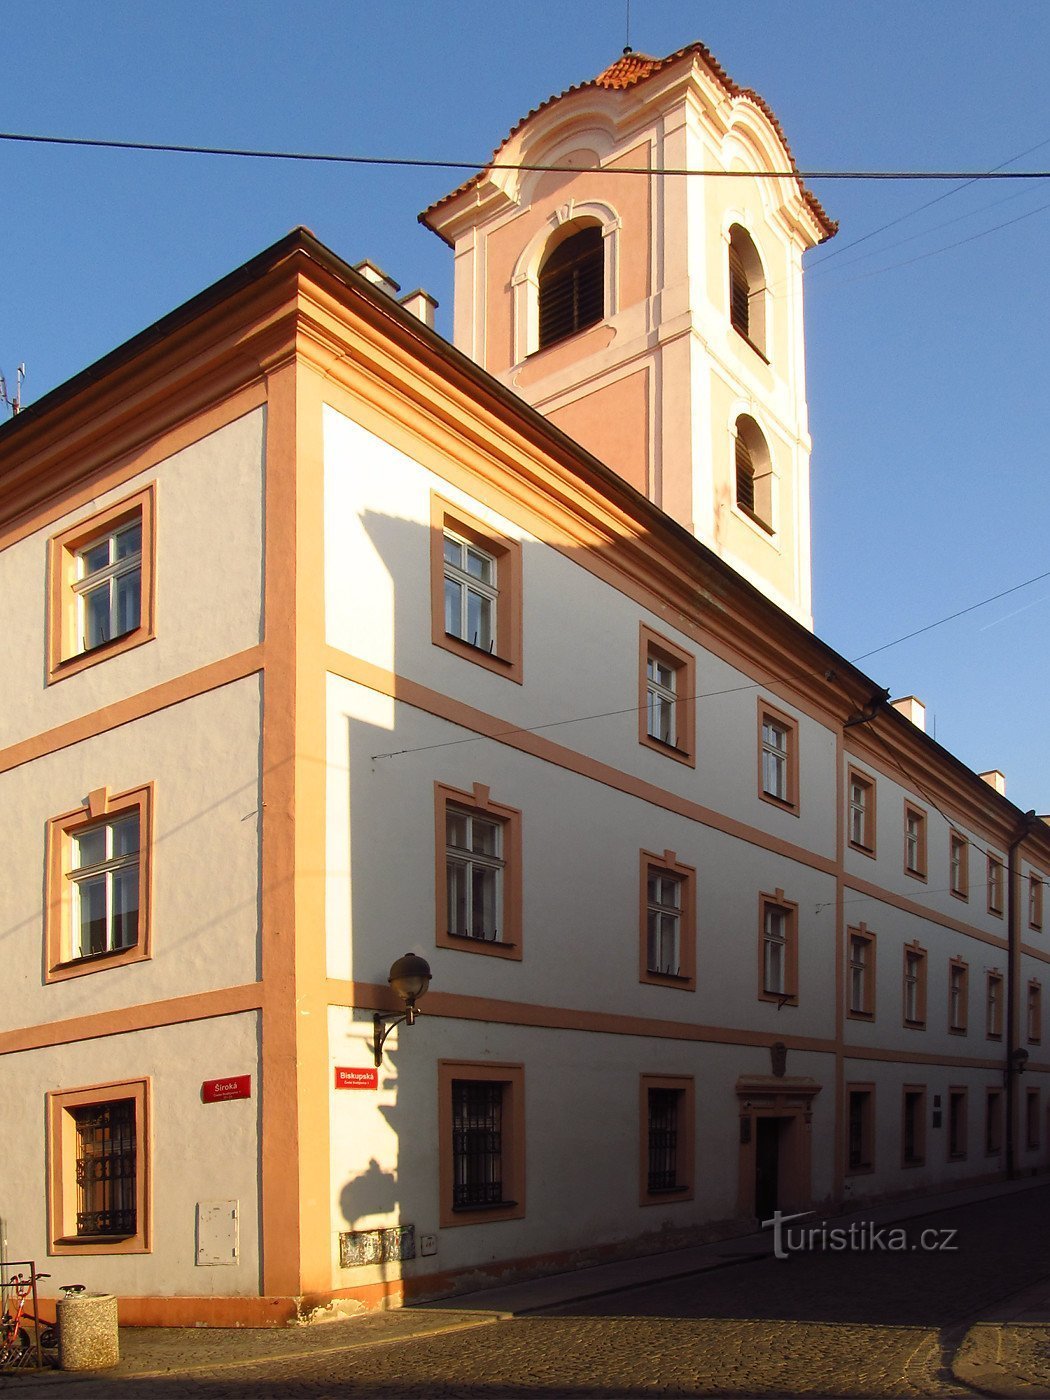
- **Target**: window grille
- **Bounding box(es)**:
[538,226,603,348]
[647,1088,680,1192]
[73,1099,136,1236]
[451,1080,504,1208]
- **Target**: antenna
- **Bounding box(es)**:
[0,363,26,416]
[624,0,632,54]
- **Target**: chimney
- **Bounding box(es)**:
[399,289,439,329]
[980,770,1007,796]
[890,696,926,732]
[352,259,401,299]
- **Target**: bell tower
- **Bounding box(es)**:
[421,45,836,629]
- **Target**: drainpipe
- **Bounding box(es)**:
[1006,811,1038,1177]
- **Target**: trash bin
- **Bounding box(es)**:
[58,1292,119,1371]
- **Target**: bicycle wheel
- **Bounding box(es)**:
[0,1327,32,1368]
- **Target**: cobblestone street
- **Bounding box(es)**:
[4,1185,1050,1398]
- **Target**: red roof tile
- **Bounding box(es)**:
[420,43,836,242]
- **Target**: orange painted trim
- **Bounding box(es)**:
[0,645,264,776]
[639,1074,695,1205]
[44,782,154,982]
[434,781,523,959]
[843,873,1009,950]
[46,484,157,684]
[437,1059,525,1228]
[844,1045,1001,1070]
[639,849,697,991]
[430,492,524,684]
[0,983,261,1056]
[637,624,696,767]
[757,698,800,816]
[46,1076,151,1255]
[327,646,839,878]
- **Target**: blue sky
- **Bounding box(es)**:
[3,2,1049,811]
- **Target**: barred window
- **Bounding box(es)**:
[72,1099,136,1237]
[538,226,603,349]
[646,1087,682,1192]
[451,1080,506,1210]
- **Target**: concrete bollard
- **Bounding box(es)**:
[57,1292,119,1371]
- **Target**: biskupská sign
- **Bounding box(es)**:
[201,1075,252,1103]
[334,1067,379,1090]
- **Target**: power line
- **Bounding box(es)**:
[1,129,1049,181]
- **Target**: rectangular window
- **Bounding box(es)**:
[986,971,1004,1040]
[902,1087,926,1167]
[758,704,798,812]
[847,925,876,1019]
[640,1075,694,1205]
[45,785,153,982]
[430,494,523,683]
[986,1089,1003,1156]
[948,1088,967,1160]
[904,802,927,879]
[434,783,521,960]
[1030,874,1045,932]
[638,625,696,766]
[640,850,696,990]
[903,944,927,1028]
[758,891,798,1005]
[1028,981,1042,1044]
[847,768,876,855]
[47,1079,150,1254]
[846,1086,874,1173]
[988,854,1005,916]
[438,1061,524,1228]
[48,486,156,683]
[949,832,969,900]
[948,959,969,1035]
[1027,1089,1040,1152]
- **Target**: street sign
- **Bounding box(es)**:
[334,1067,378,1090]
[202,1075,252,1103]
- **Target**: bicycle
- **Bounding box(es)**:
[0,1270,50,1369]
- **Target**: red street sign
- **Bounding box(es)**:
[202,1075,251,1103]
[335,1067,378,1090]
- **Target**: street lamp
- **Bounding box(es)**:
[372,953,433,1067]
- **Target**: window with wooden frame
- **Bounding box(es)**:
[846,1084,875,1174]
[434,782,522,960]
[45,785,153,982]
[949,831,969,900]
[47,1079,150,1254]
[987,853,1005,917]
[48,485,156,683]
[902,943,927,1029]
[948,1087,967,1160]
[639,850,696,991]
[1026,1088,1041,1152]
[758,890,798,1005]
[727,224,767,357]
[985,1088,1003,1156]
[537,223,604,349]
[638,624,696,766]
[903,802,927,880]
[1028,980,1042,1044]
[758,701,799,813]
[902,1086,926,1167]
[846,924,876,1020]
[847,767,876,856]
[986,970,1004,1040]
[1029,872,1045,932]
[639,1075,694,1205]
[430,494,523,684]
[437,1061,524,1228]
[734,415,774,533]
[948,958,969,1035]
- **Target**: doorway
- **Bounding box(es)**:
[754,1118,781,1221]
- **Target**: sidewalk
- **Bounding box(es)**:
[2,1175,1048,1394]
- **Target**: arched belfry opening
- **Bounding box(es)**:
[421,42,836,629]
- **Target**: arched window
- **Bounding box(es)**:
[538,224,604,349]
[728,226,767,357]
[734,415,774,533]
